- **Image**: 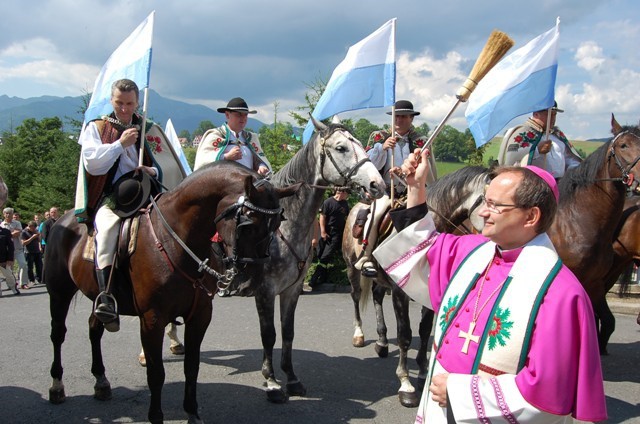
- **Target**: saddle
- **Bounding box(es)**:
[353,197,405,245]
[82,215,143,265]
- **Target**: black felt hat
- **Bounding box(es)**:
[112,171,152,218]
[386,100,420,116]
[217,97,257,114]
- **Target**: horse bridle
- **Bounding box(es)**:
[317,128,371,188]
[148,193,282,290]
[605,130,640,187]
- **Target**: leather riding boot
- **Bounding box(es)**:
[309,263,327,288]
[94,266,119,332]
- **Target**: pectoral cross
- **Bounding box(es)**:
[458,321,480,354]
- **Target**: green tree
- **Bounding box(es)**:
[193,120,215,138]
[178,129,191,143]
[352,118,380,145]
[259,102,300,172]
[414,122,431,138]
[0,117,80,217]
[432,125,468,162]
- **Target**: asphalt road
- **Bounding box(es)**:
[0,284,638,423]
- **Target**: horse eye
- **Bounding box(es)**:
[335,146,347,153]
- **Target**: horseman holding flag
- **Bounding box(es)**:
[74,12,187,332]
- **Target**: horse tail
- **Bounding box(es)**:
[359,275,373,312]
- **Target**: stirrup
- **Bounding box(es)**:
[361,261,377,277]
[93,292,118,322]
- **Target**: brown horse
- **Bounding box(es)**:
[594,195,640,353]
[45,161,300,424]
[549,116,640,306]
[342,166,489,407]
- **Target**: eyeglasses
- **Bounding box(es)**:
[480,194,519,214]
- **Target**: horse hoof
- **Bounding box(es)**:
[49,387,66,404]
[266,388,288,404]
[399,391,419,408]
[170,344,185,355]
[138,353,147,367]
[374,343,389,358]
[287,381,307,397]
[352,335,365,348]
[187,413,204,424]
[94,385,112,401]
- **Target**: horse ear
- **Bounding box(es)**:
[309,114,328,133]
[244,175,256,199]
[611,113,623,135]
[276,182,304,199]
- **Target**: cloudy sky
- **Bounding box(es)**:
[1,0,639,140]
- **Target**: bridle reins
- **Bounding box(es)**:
[147,192,282,292]
[601,130,640,187]
[314,128,371,190]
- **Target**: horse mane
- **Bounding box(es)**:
[427,165,488,214]
[559,124,640,202]
[271,123,351,187]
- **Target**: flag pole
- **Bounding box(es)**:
[138,87,150,167]
[390,106,396,204]
[389,19,397,205]
[543,107,552,169]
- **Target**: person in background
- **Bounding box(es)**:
[373,148,606,423]
[1,208,29,289]
[41,207,59,256]
[354,100,436,277]
[39,211,49,254]
[0,223,19,296]
[308,187,350,291]
[500,101,581,179]
[21,221,42,285]
[194,97,271,174]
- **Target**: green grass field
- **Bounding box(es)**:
[435,138,603,177]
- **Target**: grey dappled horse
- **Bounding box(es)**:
[254,117,385,402]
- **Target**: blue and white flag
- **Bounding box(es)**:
[84,11,155,124]
[165,119,192,176]
[465,18,560,147]
[303,18,396,143]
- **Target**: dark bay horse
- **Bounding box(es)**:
[549,116,640,304]
[46,161,300,424]
[594,195,640,353]
[342,166,489,407]
[253,117,385,402]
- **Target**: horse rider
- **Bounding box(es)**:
[194,97,271,174]
[75,78,186,332]
[498,101,581,179]
[353,100,437,277]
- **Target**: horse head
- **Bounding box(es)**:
[310,115,386,199]
[608,114,640,189]
[212,172,302,296]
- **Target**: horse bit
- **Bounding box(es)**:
[605,130,640,187]
[316,129,371,190]
[149,192,282,294]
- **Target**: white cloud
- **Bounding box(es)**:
[575,41,605,71]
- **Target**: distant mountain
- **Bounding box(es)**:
[0,91,266,135]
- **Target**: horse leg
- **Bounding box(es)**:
[255,291,286,403]
[48,287,77,404]
[348,261,365,347]
[391,287,419,408]
[279,284,307,398]
[168,322,185,355]
[372,282,389,358]
[182,303,212,424]
[140,313,168,424]
[594,298,615,355]
[416,306,435,390]
[89,315,112,401]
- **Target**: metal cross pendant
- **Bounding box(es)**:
[458,321,480,354]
